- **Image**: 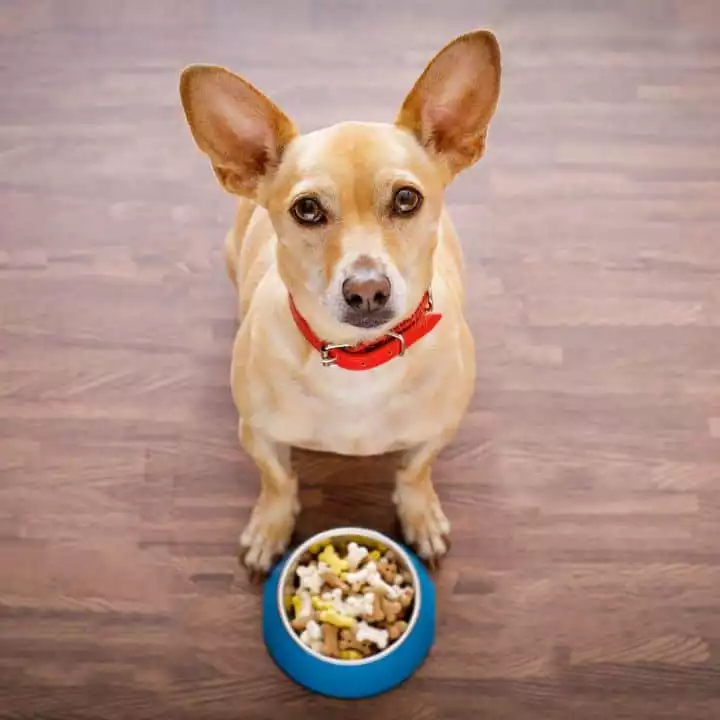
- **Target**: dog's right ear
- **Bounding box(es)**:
[179,65,297,198]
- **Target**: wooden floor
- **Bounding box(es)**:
[1,1,719,718]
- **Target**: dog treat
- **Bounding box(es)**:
[322,570,348,591]
[288,538,415,660]
[365,590,387,623]
[344,562,377,587]
[345,592,376,618]
[339,628,372,656]
[346,542,369,570]
[290,590,314,630]
[322,623,340,657]
[356,620,389,650]
[318,588,343,611]
[316,588,373,619]
[339,649,364,660]
[318,609,355,629]
[293,590,313,618]
[367,569,402,600]
[297,563,328,594]
[379,595,403,624]
[399,586,415,608]
[388,620,409,641]
[378,557,398,584]
[291,616,311,631]
[300,619,323,652]
[344,561,402,600]
[318,544,349,575]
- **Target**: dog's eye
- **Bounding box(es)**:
[291,196,327,226]
[391,186,423,216]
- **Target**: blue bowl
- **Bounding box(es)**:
[262,527,435,699]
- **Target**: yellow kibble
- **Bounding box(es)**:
[318,610,355,629]
[318,545,349,575]
[368,550,381,562]
[285,591,299,611]
[311,597,333,611]
[291,595,303,617]
[339,650,363,660]
[309,541,329,555]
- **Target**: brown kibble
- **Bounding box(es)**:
[399,586,415,608]
[350,582,363,594]
[291,616,310,631]
[363,590,385,623]
[321,571,348,592]
[322,623,340,658]
[378,559,398,584]
[384,550,397,563]
[402,570,413,585]
[380,595,403,624]
[339,628,372,656]
[388,620,409,641]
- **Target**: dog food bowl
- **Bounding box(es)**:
[262,527,436,699]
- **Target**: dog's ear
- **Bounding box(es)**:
[180,65,297,198]
[396,31,501,176]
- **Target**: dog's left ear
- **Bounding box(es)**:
[180,65,297,198]
[396,30,501,177]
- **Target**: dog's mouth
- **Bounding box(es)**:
[341,309,396,330]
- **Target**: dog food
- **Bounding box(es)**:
[288,540,415,659]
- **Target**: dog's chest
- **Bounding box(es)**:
[253,359,457,456]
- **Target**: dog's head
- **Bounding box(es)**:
[180,31,500,342]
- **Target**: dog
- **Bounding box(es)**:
[179,31,501,575]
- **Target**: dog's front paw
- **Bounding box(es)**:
[239,493,300,579]
[393,483,451,568]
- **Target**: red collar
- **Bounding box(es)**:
[289,292,442,371]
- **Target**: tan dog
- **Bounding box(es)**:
[179,31,501,574]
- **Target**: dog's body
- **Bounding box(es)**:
[180,33,501,573]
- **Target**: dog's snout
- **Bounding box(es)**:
[342,274,391,313]
[339,256,396,329]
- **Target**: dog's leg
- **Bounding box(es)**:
[238,422,299,576]
[394,437,452,566]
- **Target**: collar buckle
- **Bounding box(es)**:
[320,342,351,367]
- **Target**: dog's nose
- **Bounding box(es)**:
[342,273,391,313]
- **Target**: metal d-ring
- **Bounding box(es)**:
[386,331,406,357]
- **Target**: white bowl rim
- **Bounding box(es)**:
[276,526,422,666]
